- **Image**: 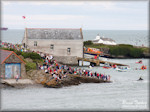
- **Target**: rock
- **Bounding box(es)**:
[45,79,61,88]
[40,77,47,85]
[26,70,112,88]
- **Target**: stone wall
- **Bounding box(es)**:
[54,56,78,65]
[21,63,27,79]
[0,64,5,78]
[25,39,83,58]
[1,53,26,79]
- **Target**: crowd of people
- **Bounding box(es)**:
[38,54,111,82]
[1,42,24,51]
[1,42,111,82]
[1,42,45,55]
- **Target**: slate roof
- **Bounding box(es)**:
[0,49,25,64]
[0,49,13,64]
[26,28,83,40]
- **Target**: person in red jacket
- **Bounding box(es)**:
[94,55,97,59]
[97,73,99,79]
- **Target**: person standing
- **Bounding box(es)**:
[15,74,19,82]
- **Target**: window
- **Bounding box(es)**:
[34,41,37,46]
[23,43,25,47]
[67,48,71,53]
[50,44,54,50]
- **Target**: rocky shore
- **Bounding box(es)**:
[0,70,112,89]
[29,70,111,88]
[44,74,111,88]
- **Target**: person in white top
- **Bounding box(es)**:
[49,55,53,60]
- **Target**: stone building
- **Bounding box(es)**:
[0,49,26,79]
[22,28,83,65]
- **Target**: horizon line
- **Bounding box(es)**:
[5,28,148,31]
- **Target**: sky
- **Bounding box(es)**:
[1,0,149,30]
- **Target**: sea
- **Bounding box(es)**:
[1,29,149,111]
[1,29,149,47]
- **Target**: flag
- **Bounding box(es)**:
[22,16,26,19]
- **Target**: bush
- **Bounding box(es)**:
[21,52,41,60]
[15,50,22,55]
[21,52,30,58]
[109,45,144,58]
[109,45,131,56]
[84,40,93,46]
[129,48,143,58]
[25,62,36,72]
[29,52,41,60]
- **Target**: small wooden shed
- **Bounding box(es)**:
[0,49,26,79]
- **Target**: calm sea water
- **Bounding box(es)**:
[1,59,149,111]
[1,29,149,47]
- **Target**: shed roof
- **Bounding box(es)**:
[0,49,25,64]
[26,28,83,40]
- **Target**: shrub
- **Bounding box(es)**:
[84,40,93,45]
[29,52,41,60]
[21,52,30,58]
[15,50,22,55]
[109,45,144,58]
[129,48,143,58]
[109,45,131,56]
[25,62,36,72]
[21,52,41,60]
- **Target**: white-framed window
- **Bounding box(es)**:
[50,44,54,50]
[34,41,37,46]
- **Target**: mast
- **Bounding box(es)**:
[25,28,28,49]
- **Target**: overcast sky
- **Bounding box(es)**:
[1,1,148,30]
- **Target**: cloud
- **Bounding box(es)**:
[88,1,115,9]
[1,1,85,6]
[2,14,85,21]
[2,1,115,7]
[1,1,148,30]
[2,1,11,6]
[2,14,86,29]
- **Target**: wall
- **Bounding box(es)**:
[26,39,83,58]
[54,56,78,65]
[0,64,5,78]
